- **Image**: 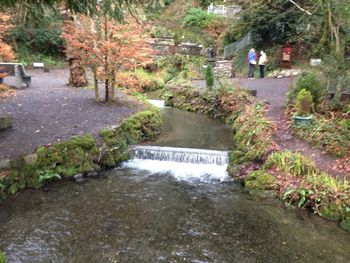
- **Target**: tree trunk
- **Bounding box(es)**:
[68,58,88,87]
[110,69,116,101]
[104,13,110,102]
[105,79,109,101]
[92,67,100,102]
[60,0,88,87]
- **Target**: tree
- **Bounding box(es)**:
[62,14,153,102]
[205,64,214,90]
[0,12,15,62]
[1,0,160,87]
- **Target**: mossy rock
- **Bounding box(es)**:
[0,251,5,263]
[35,135,99,178]
[340,218,350,232]
[244,170,276,190]
[319,202,341,222]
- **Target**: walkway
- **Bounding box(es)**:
[0,69,142,160]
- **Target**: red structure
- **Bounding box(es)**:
[280,43,293,68]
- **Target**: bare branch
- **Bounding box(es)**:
[289,0,312,16]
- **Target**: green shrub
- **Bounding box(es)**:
[9,11,64,58]
[183,8,215,28]
[296,89,313,116]
[289,72,325,107]
[205,64,214,90]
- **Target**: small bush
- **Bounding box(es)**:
[296,89,313,116]
[205,64,214,90]
[183,8,215,28]
[289,72,325,107]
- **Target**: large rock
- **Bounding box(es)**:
[214,60,234,78]
[0,159,11,170]
[0,116,12,131]
[24,154,38,165]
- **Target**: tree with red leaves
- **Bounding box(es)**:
[62,14,153,102]
[0,13,15,62]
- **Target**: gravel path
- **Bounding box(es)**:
[192,77,348,178]
[0,69,143,159]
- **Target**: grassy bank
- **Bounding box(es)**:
[163,81,350,231]
[0,102,161,201]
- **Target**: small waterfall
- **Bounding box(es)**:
[148,99,165,108]
[123,146,230,181]
[132,146,229,165]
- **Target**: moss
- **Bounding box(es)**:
[244,170,276,190]
[0,104,162,201]
[0,251,5,263]
[340,218,350,231]
[117,108,161,143]
[319,203,342,221]
[35,135,98,178]
[99,106,161,168]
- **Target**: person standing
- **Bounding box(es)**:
[246,48,257,79]
[258,51,267,78]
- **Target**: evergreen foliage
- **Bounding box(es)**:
[183,8,215,28]
[205,64,214,90]
[296,89,313,116]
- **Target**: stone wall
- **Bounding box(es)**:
[177,43,203,56]
[214,60,234,78]
[149,37,176,56]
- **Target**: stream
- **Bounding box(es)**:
[0,104,349,262]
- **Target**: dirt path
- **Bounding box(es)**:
[0,69,143,160]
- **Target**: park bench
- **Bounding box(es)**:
[0,63,33,88]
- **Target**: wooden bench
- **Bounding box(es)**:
[0,63,33,88]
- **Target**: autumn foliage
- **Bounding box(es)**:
[0,13,15,62]
[62,14,153,101]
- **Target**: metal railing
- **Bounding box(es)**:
[224,32,252,59]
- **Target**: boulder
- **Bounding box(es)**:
[73,173,86,183]
[24,154,38,165]
[0,159,11,170]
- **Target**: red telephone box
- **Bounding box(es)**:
[280,43,293,68]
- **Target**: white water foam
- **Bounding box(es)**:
[122,159,230,182]
[147,99,165,108]
[133,146,229,166]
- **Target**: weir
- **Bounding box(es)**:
[147,99,166,108]
[132,145,229,166]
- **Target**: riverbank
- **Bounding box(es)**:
[0,68,162,200]
[0,69,145,160]
[0,102,161,200]
[162,80,350,232]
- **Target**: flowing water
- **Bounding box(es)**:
[0,102,350,262]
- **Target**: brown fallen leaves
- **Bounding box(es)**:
[0,84,16,99]
[332,154,350,175]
